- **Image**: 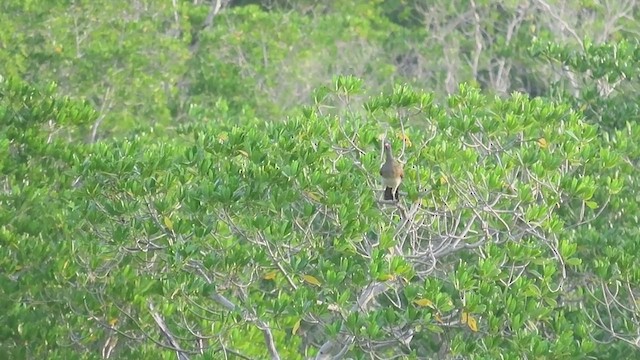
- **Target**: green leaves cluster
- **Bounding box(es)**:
[3,73,640,359]
[2,0,640,358]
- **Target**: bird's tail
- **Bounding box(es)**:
[384,187,396,201]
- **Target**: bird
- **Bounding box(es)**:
[380,142,404,201]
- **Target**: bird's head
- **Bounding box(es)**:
[383,142,394,159]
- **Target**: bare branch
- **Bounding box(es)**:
[90,86,113,143]
[187,262,281,359]
[148,301,190,360]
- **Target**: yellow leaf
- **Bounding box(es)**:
[467,314,478,332]
[263,270,278,281]
[238,150,249,157]
[398,133,412,147]
[377,274,395,282]
[217,132,229,143]
[302,274,322,287]
[304,191,322,202]
[461,311,478,332]
[413,298,434,308]
[439,175,448,185]
[292,318,301,335]
[537,137,548,149]
[579,103,588,112]
[435,314,443,324]
[163,216,174,231]
[109,318,118,327]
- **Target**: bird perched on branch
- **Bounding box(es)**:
[380,142,404,201]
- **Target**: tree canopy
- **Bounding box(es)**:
[1,1,640,359]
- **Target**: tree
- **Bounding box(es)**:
[3,0,640,358]
[3,75,639,359]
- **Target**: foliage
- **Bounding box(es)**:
[2,72,640,359]
[2,0,640,359]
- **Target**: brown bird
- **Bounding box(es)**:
[380,142,404,201]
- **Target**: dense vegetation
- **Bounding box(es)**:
[1,1,640,359]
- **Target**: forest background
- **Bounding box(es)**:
[2,0,640,359]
